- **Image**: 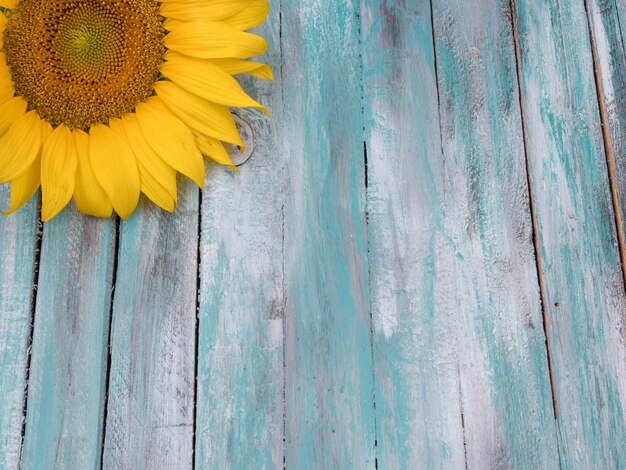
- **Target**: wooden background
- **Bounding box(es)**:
[1,0,626,468]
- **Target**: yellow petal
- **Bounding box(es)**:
[2,119,51,215]
[0,111,42,183]
[0,15,7,49]
[195,134,236,170]
[223,0,269,31]
[138,166,176,212]
[0,0,16,9]
[4,160,40,215]
[209,58,273,80]
[0,81,14,106]
[163,21,267,59]
[73,129,113,218]
[41,124,78,221]
[160,0,250,22]
[162,18,184,32]
[89,124,140,219]
[154,81,243,146]
[162,51,268,113]
[0,96,27,138]
[115,115,178,212]
[135,98,205,187]
[0,53,15,104]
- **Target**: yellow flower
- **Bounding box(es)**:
[0,0,271,220]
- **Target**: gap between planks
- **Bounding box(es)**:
[278,4,287,469]
[359,3,380,463]
[98,216,121,469]
[18,199,43,465]
[191,187,203,470]
[508,0,561,428]
[583,0,626,299]
[428,1,470,468]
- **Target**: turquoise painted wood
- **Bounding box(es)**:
[587,0,626,244]
[361,3,465,466]
[0,189,38,469]
[363,0,560,467]
[20,209,116,468]
[102,184,198,468]
[513,0,626,467]
[431,2,559,467]
[2,1,626,469]
[195,9,284,468]
[281,0,377,467]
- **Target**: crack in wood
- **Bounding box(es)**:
[508,4,565,470]
[584,0,626,306]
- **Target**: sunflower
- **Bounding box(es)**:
[0,0,271,220]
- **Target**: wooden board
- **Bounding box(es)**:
[0,190,38,469]
[432,1,561,466]
[101,186,198,469]
[20,208,116,468]
[587,0,626,270]
[513,0,626,466]
[195,119,284,468]
[194,10,285,468]
[363,0,560,467]
[281,0,376,467]
[361,2,465,467]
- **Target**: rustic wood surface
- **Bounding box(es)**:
[1,0,625,468]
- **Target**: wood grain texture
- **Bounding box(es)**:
[433,0,558,469]
[431,2,560,468]
[513,0,626,466]
[194,10,284,468]
[361,2,466,467]
[0,189,38,470]
[363,0,560,468]
[281,0,376,467]
[21,208,116,469]
[611,0,626,246]
[102,186,198,469]
[587,0,626,280]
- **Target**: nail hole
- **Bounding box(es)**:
[226,114,255,167]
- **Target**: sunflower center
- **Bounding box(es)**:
[3,0,165,129]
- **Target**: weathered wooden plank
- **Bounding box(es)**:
[21,208,116,468]
[430,2,560,467]
[587,0,626,277]
[513,0,626,466]
[102,185,198,469]
[360,3,465,467]
[0,189,38,470]
[195,11,284,468]
[615,0,626,177]
[362,0,560,467]
[587,3,626,462]
[281,0,376,467]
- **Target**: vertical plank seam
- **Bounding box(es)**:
[428,0,447,192]
[508,1,563,467]
[99,216,121,470]
[192,188,203,470]
[18,199,43,468]
[280,199,287,470]
[455,364,468,470]
[362,137,379,470]
[427,2,468,467]
[278,3,287,468]
[358,5,379,467]
[583,0,626,298]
